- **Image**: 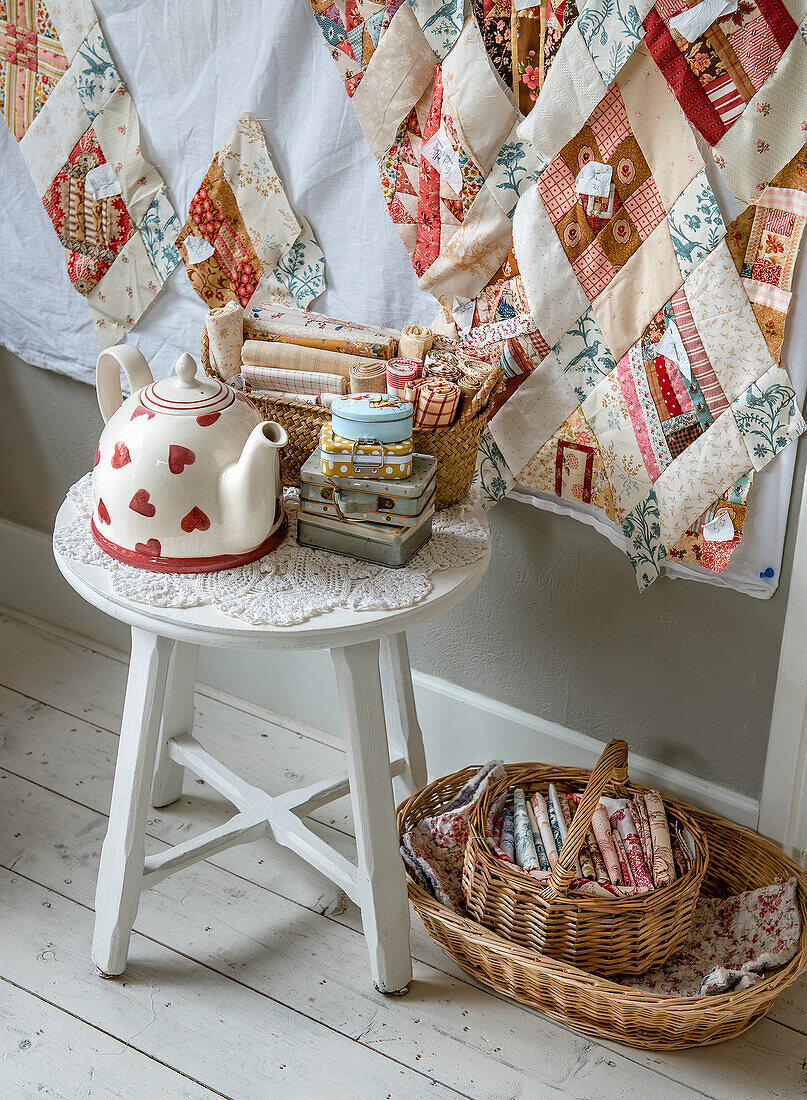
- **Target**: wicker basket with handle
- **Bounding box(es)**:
[398,764,807,1050]
[201,325,503,509]
[462,740,709,975]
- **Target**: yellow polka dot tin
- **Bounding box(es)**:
[319,423,414,480]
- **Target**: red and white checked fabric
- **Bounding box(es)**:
[404,377,461,427]
[588,84,632,161]
[670,288,730,418]
[743,279,792,311]
[240,362,346,396]
[756,187,807,217]
[538,156,579,224]
[572,240,616,300]
[622,176,666,240]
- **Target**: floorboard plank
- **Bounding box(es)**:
[0,864,462,1100]
[0,977,220,1099]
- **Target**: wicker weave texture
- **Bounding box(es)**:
[397,766,807,1050]
[462,742,708,975]
[202,326,502,508]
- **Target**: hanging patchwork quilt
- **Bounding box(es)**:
[309,0,807,589]
[2,0,181,347]
[176,112,326,312]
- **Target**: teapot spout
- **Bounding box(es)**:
[221,421,288,523]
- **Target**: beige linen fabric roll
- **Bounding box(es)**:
[398,324,433,362]
[348,358,388,393]
[241,339,378,381]
[205,301,244,380]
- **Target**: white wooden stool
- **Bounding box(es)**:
[53,495,489,994]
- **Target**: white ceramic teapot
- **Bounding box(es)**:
[91,344,288,572]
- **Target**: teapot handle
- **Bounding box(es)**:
[96,344,154,423]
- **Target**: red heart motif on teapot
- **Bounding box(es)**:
[93,446,101,468]
[129,489,156,517]
[180,506,210,533]
[168,444,196,474]
[135,538,162,556]
[97,498,111,524]
[111,442,131,469]
[131,406,155,421]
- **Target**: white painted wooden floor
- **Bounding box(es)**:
[1,610,806,1100]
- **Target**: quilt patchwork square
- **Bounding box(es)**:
[1,0,68,140]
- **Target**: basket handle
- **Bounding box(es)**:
[543,739,629,899]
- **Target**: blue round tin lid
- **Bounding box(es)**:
[331,393,412,424]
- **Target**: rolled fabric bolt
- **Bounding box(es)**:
[241,338,377,381]
[566,796,596,880]
[612,829,633,886]
[247,303,398,358]
[248,389,338,408]
[549,783,581,876]
[399,323,433,361]
[513,788,540,870]
[590,805,622,885]
[632,794,654,870]
[500,806,515,862]
[404,377,460,428]
[424,349,462,381]
[206,300,244,380]
[348,358,387,394]
[608,802,653,891]
[492,812,503,848]
[241,362,346,396]
[530,792,558,866]
[386,357,422,399]
[585,826,610,883]
[526,800,551,872]
[644,790,675,887]
[545,791,565,856]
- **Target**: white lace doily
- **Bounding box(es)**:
[55,475,489,627]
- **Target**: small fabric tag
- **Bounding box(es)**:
[453,296,476,334]
[656,321,692,383]
[184,236,215,264]
[669,0,739,42]
[703,510,735,543]
[84,163,121,200]
[586,185,616,220]
[575,161,613,198]
[422,126,462,195]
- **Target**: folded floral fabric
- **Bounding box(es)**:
[612,830,633,887]
[241,363,346,397]
[585,825,610,883]
[566,795,596,881]
[241,338,369,381]
[349,358,388,394]
[247,302,397,358]
[529,791,559,867]
[405,378,461,427]
[619,878,801,996]
[526,800,551,872]
[604,798,654,892]
[178,113,325,310]
[590,804,623,886]
[632,794,654,872]
[513,787,541,871]
[400,760,506,913]
[549,782,582,876]
[644,789,676,888]
[206,301,244,381]
[500,804,515,862]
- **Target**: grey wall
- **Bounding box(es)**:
[1,343,797,798]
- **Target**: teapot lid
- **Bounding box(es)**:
[141,353,234,416]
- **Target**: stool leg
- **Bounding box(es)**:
[151,641,199,808]
[93,628,174,977]
[331,640,412,995]
[380,632,427,804]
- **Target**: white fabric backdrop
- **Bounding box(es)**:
[0,0,803,596]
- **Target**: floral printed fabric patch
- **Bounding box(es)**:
[176,113,325,312]
[2,0,180,347]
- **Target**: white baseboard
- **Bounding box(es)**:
[1,515,759,829]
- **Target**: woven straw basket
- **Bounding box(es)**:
[462,741,708,975]
[201,325,503,509]
[398,765,807,1050]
